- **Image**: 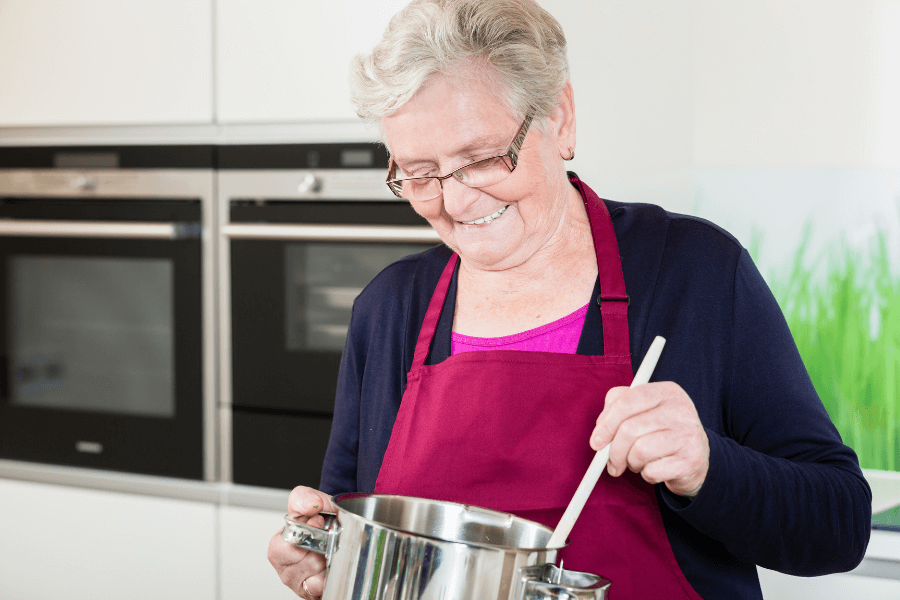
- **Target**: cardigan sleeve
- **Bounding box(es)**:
[659,248,872,575]
[319,303,363,496]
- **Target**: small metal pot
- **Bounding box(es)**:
[281,493,610,600]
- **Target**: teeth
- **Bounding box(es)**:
[462,205,509,226]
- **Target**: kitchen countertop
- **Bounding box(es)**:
[0,458,288,512]
[868,469,900,514]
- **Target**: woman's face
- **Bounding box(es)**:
[381,74,576,272]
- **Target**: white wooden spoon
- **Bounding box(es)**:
[547,336,667,548]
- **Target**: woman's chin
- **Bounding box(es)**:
[454,242,524,271]
[430,213,527,269]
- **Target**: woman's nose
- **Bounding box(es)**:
[440,175,480,218]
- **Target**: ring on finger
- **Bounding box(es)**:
[302,580,321,599]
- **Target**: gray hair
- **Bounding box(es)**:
[350,0,569,126]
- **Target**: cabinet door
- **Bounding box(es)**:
[758,567,900,599]
[220,505,299,600]
[0,0,213,126]
[216,0,405,123]
[0,479,216,600]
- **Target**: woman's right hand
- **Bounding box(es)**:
[267,486,336,598]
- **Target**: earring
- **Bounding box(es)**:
[564,148,575,161]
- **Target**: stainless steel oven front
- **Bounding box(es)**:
[0,146,216,481]
[219,144,440,490]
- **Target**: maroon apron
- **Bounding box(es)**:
[375,179,703,600]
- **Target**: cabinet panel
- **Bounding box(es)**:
[0,0,213,126]
[758,567,900,600]
[0,478,216,600]
[220,505,299,600]
[216,0,405,122]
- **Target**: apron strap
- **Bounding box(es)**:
[411,252,459,371]
[571,176,631,357]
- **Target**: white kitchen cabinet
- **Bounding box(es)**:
[759,566,900,599]
[215,0,406,123]
[0,0,213,126]
[220,505,300,600]
[0,478,216,600]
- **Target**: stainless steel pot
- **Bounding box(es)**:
[281,493,610,600]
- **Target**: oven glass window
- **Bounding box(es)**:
[8,255,175,417]
[285,243,433,352]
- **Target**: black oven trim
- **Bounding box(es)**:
[230,200,425,226]
[0,197,202,222]
[0,145,215,169]
[218,143,389,170]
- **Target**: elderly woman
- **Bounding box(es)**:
[268,1,871,598]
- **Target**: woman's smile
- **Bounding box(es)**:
[460,204,510,226]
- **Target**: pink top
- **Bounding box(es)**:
[450,303,589,356]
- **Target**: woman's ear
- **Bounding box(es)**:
[549,81,576,160]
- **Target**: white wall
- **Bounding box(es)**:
[544,0,900,275]
[544,0,697,211]
[689,0,900,277]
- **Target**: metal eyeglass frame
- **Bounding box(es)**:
[385,115,533,200]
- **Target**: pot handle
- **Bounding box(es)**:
[516,564,611,600]
[281,512,340,560]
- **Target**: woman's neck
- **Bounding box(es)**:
[453,187,598,337]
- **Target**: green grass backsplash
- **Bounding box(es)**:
[753,225,900,471]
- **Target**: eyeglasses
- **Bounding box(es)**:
[386,115,533,202]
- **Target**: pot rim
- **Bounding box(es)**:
[332,492,568,552]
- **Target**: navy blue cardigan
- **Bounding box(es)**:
[320,196,871,599]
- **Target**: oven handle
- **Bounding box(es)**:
[222,223,441,243]
[0,219,200,240]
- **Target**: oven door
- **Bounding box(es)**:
[225,200,440,489]
[0,198,204,479]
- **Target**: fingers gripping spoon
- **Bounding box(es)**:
[547,336,667,549]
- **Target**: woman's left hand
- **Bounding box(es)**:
[590,382,710,498]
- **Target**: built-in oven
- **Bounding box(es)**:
[219,144,441,490]
[0,146,216,481]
